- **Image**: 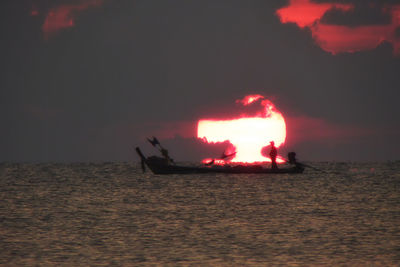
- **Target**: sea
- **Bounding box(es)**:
[0,161,399,266]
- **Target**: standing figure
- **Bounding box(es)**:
[269,141,278,169]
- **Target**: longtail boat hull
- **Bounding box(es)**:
[136,147,304,175]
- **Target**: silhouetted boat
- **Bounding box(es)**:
[135,147,304,175]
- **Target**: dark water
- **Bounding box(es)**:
[1,162,399,266]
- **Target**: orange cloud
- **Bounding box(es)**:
[42,0,102,39]
[276,0,400,56]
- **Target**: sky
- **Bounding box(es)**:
[1,0,400,162]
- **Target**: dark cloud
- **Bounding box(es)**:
[320,4,392,26]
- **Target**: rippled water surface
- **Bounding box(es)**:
[1,162,399,266]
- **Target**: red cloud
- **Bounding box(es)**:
[276,0,400,56]
[276,0,354,28]
[41,0,102,39]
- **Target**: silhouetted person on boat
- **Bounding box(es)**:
[288,152,297,165]
[269,141,278,169]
